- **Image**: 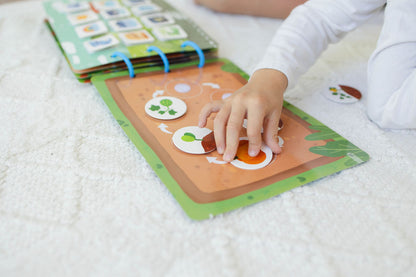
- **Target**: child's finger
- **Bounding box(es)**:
[213,104,231,155]
[223,105,246,162]
[263,112,282,154]
[246,106,265,157]
[198,101,223,127]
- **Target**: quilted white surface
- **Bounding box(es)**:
[1,1,416,276]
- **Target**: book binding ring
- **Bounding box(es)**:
[111,41,204,78]
[147,45,170,73]
[111,51,135,78]
[181,40,205,68]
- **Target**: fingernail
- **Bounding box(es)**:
[224,153,233,162]
[249,150,257,157]
[217,146,224,154]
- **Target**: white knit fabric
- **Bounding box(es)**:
[1,1,415,276]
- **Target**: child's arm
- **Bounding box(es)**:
[366,0,416,129]
[200,0,385,161]
[255,0,386,90]
[193,0,307,19]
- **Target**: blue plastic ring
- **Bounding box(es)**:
[147,46,170,73]
[181,40,205,68]
[111,51,135,78]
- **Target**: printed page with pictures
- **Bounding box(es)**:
[43,0,217,80]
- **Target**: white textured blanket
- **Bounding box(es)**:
[1,1,415,276]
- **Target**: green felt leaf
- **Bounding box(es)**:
[168,109,177,115]
[305,125,341,141]
[309,140,368,161]
[149,105,160,111]
[160,99,173,107]
[181,132,196,142]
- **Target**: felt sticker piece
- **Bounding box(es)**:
[63,2,90,13]
[152,25,188,41]
[210,89,233,101]
[122,0,150,6]
[118,30,155,45]
[172,127,216,154]
[75,21,108,38]
[108,18,142,32]
[84,34,119,53]
[230,138,273,170]
[165,79,202,99]
[140,13,175,27]
[131,3,162,16]
[145,96,187,120]
[67,11,99,25]
[323,85,362,104]
[100,7,131,20]
[92,0,121,10]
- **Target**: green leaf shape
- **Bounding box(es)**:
[149,105,160,111]
[168,110,177,115]
[160,99,173,107]
[297,176,306,182]
[158,110,166,114]
[309,140,368,162]
[305,125,342,141]
[117,120,128,127]
[181,132,196,142]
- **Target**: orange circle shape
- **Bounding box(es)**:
[235,140,266,164]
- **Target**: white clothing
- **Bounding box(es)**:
[255,0,416,129]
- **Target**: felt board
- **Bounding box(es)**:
[92,58,370,220]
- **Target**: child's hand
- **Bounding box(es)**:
[199,69,288,162]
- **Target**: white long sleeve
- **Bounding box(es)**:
[255,0,416,129]
[254,0,386,88]
[366,0,416,129]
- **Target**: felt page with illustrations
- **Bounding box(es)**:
[43,0,217,77]
[91,58,369,220]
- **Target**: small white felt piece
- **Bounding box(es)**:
[172,127,215,155]
[119,30,154,45]
[108,18,142,32]
[322,86,359,104]
[75,21,108,38]
[63,2,90,13]
[152,24,188,41]
[92,0,121,10]
[230,138,273,170]
[140,13,175,27]
[100,7,130,19]
[131,3,162,16]
[67,11,99,25]
[145,97,187,120]
[83,34,119,53]
[278,136,284,147]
